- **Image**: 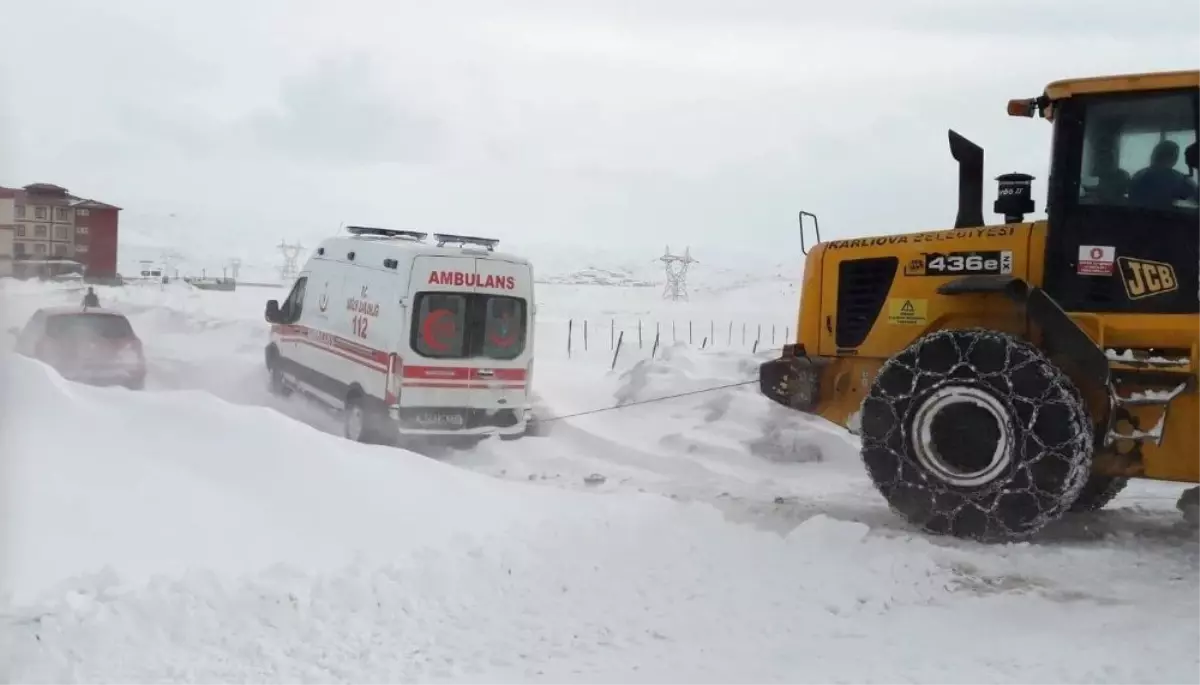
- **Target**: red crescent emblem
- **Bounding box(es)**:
[488,322,517,348]
[422,309,457,352]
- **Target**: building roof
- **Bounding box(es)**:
[0,184,122,211]
[70,198,122,210]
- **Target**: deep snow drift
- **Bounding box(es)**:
[1,277,1197,683]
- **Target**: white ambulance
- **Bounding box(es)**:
[263,226,535,445]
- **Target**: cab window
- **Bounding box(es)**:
[1077,91,1199,212]
[412,293,527,360]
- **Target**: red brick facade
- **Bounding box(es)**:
[0,183,122,278]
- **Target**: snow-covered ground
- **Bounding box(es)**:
[0,273,1197,683]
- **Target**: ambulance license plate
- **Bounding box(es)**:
[412,410,466,428]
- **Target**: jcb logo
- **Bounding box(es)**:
[1117,257,1177,300]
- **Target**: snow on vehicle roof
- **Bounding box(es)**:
[36,305,128,317]
[313,233,532,268]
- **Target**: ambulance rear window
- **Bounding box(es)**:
[481,296,526,360]
[412,293,527,359]
[413,293,467,358]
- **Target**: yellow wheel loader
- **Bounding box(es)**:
[760,70,1199,542]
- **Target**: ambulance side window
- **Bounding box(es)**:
[413,293,467,358]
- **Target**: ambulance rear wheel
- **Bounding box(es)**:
[859,328,1093,543]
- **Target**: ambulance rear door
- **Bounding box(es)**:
[403,255,480,431]
[469,256,532,421]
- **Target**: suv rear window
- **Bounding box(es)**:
[45,313,135,340]
[413,293,527,360]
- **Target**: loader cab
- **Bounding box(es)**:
[1032,74,1200,314]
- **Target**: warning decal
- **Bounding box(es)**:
[887,298,928,325]
[1078,245,1116,276]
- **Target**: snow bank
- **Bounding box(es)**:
[608,343,854,468]
[2,276,1197,683]
[5,354,1196,682]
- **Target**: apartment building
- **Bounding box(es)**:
[1,182,122,278]
[0,188,13,277]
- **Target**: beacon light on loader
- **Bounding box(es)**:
[762,68,1200,543]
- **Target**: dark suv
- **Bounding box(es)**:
[13,306,147,390]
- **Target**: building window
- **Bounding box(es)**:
[55,207,69,221]
[15,205,25,218]
[34,225,47,237]
[34,243,46,254]
[54,226,68,240]
[76,243,89,253]
[14,242,26,255]
[76,208,89,217]
[16,224,25,236]
[34,206,47,219]
[53,243,68,257]
[76,225,89,235]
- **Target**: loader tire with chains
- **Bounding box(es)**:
[1069,474,1128,513]
[860,328,1093,543]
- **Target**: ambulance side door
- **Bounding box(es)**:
[336,263,397,404]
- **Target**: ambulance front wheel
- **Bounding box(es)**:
[265,347,292,398]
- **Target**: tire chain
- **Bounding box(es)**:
[861,328,1093,542]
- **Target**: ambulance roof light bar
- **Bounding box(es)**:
[434,233,499,251]
[345,225,428,242]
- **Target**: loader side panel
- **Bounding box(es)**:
[792,244,826,352]
[817,223,1035,358]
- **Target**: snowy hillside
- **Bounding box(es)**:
[0,277,1197,683]
[114,231,800,292]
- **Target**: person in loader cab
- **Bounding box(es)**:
[1127,139,1199,210]
[81,287,100,308]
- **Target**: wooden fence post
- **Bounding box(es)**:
[652,331,661,359]
[568,319,573,358]
[584,320,589,351]
[611,331,624,370]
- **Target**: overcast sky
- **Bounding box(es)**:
[1,0,1196,268]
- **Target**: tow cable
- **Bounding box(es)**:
[533,380,757,424]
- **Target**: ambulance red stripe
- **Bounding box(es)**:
[402,366,527,381]
[403,382,526,389]
[273,326,528,381]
